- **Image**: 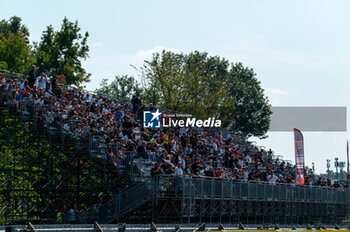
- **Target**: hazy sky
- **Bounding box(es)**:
[2,0,350,173]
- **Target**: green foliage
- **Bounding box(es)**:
[0,32,35,73]
[0,16,30,42]
[227,63,271,138]
[0,61,8,70]
[142,50,271,138]
[34,17,90,87]
[95,75,143,99]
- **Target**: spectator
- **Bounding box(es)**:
[27,65,36,88]
[67,206,77,224]
[37,72,47,91]
[56,208,64,223]
[267,171,278,185]
[131,95,141,114]
[0,73,5,85]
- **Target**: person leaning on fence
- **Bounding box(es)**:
[151,160,164,194]
[174,162,184,196]
[267,170,279,185]
[67,206,78,224]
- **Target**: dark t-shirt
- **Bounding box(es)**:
[260,172,267,181]
[27,69,36,80]
[52,79,57,91]
[151,167,162,177]
[248,172,256,181]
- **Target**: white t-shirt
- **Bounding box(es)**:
[178,157,186,169]
[175,167,183,176]
[245,155,251,163]
[37,76,46,90]
[268,174,278,185]
[19,82,25,90]
[243,171,249,182]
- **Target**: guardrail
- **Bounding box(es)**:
[0,69,26,79]
[181,177,348,203]
[93,175,350,224]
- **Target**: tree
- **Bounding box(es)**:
[0,61,8,70]
[0,16,30,42]
[34,17,90,87]
[0,32,35,73]
[226,63,271,138]
[95,75,143,99]
[142,50,271,138]
[0,16,33,73]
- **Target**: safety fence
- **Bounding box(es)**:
[91,175,350,224]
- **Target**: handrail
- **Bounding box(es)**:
[0,69,26,79]
[94,221,103,232]
[27,222,37,232]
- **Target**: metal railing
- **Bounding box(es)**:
[0,69,26,79]
[181,177,348,203]
[92,175,350,224]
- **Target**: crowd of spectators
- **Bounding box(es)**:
[0,66,347,190]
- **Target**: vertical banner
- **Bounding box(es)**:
[347,140,349,185]
[294,128,305,185]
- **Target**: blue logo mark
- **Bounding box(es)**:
[143,109,162,128]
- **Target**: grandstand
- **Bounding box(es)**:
[0,70,349,227]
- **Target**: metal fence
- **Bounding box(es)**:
[93,175,350,224]
[181,177,348,203]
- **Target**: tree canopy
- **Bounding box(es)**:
[95,50,271,138]
[95,75,143,99]
[141,50,271,138]
[34,17,90,87]
[0,16,34,73]
[0,16,90,86]
[0,16,30,41]
[0,32,34,73]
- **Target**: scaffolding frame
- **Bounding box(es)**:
[0,98,125,224]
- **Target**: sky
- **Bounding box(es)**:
[1,0,350,173]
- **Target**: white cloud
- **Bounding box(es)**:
[264,87,290,106]
[265,87,289,96]
[90,42,104,48]
[135,46,180,60]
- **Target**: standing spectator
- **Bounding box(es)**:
[56,208,65,223]
[131,95,141,115]
[37,72,47,90]
[44,70,51,92]
[175,162,183,196]
[51,75,57,93]
[27,65,36,88]
[67,206,77,224]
